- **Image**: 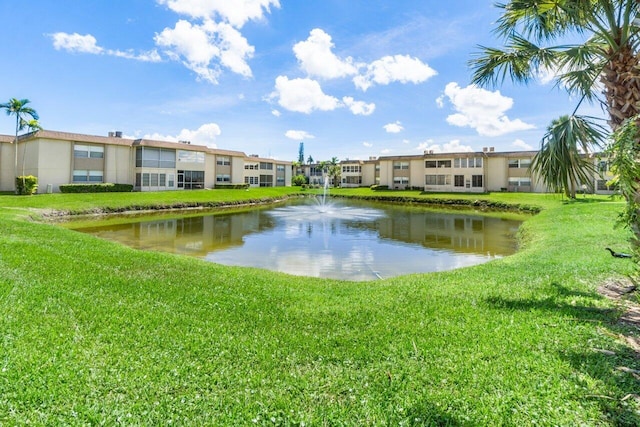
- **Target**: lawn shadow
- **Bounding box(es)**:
[485,281,640,424]
[402,400,462,426]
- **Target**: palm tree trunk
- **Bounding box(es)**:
[601,44,640,253]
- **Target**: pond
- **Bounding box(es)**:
[68,198,524,281]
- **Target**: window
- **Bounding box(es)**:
[260,175,273,187]
[73,170,103,183]
[276,164,286,172]
[178,170,205,189]
[394,177,409,185]
[597,179,618,191]
[245,176,259,185]
[472,175,483,188]
[135,147,176,168]
[276,176,285,186]
[454,175,464,187]
[342,165,361,173]
[508,177,531,187]
[598,161,609,173]
[74,144,104,159]
[216,174,231,183]
[425,175,450,186]
[217,156,230,166]
[244,163,259,170]
[509,158,531,168]
[425,160,451,168]
[260,162,273,170]
[178,150,205,163]
[394,162,409,170]
[454,158,467,168]
[469,157,483,168]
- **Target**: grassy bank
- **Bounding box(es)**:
[0,190,638,425]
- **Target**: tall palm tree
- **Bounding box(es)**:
[470,1,640,132]
[0,98,39,192]
[20,119,42,184]
[470,0,640,246]
[530,115,606,198]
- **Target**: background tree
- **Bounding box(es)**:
[306,155,314,165]
[0,98,39,193]
[20,119,43,182]
[530,115,606,198]
[328,157,341,187]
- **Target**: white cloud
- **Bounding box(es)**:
[285,130,314,140]
[402,139,410,144]
[417,139,474,153]
[271,109,281,117]
[270,76,341,114]
[383,121,403,133]
[144,122,222,147]
[442,82,535,137]
[363,142,373,148]
[50,32,162,62]
[155,19,254,83]
[157,0,280,28]
[342,97,375,116]
[293,29,359,79]
[380,148,392,154]
[51,32,103,54]
[354,55,437,91]
[513,139,533,150]
[435,95,445,108]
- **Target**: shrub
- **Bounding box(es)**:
[214,184,250,190]
[15,175,38,195]
[292,174,308,186]
[59,183,134,193]
[370,185,389,191]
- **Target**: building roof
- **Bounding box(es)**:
[0,134,14,143]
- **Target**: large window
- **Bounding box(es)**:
[508,158,531,168]
[454,175,464,187]
[425,174,451,186]
[217,156,230,166]
[216,174,231,183]
[136,173,174,189]
[178,150,205,163]
[260,175,273,187]
[178,170,205,189]
[260,162,273,170]
[394,177,409,185]
[394,161,409,170]
[425,160,452,168]
[74,144,104,159]
[508,177,531,187]
[245,163,259,170]
[342,165,361,173]
[472,175,483,188]
[597,179,618,191]
[245,176,259,185]
[73,170,103,182]
[135,147,176,168]
[276,164,286,172]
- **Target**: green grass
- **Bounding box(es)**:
[1,189,638,425]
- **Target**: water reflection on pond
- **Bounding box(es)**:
[70,199,523,281]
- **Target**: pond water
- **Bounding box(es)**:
[69,198,523,281]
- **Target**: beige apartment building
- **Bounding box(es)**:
[0,130,292,193]
[305,148,616,195]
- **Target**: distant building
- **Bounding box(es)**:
[0,130,292,193]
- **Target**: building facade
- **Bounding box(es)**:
[0,130,292,193]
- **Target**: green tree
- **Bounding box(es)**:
[470,0,640,250]
[470,1,640,131]
[328,157,341,187]
[530,115,606,198]
[20,119,43,185]
[0,98,39,193]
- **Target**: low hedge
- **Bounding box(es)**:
[214,184,250,190]
[16,175,38,195]
[59,183,134,193]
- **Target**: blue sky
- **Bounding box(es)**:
[0,0,593,161]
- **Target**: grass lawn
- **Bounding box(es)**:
[0,189,638,425]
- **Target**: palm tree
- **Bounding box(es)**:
[328,157,340,187]
[0,98,39,192]
[530,115,606,198]
[470,1,640,132]
[20,119,42,185]
[470,0,640,246]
